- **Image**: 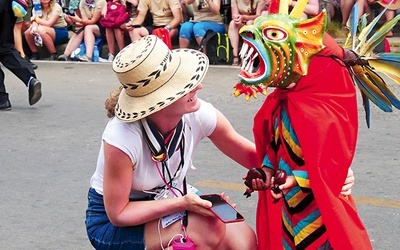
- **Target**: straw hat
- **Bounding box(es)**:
[377,0,400,10]
[112,35,209,122]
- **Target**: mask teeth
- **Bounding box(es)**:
[239,43,248,60]
[241,45,259,74]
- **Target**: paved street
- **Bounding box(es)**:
[0,61,399,249]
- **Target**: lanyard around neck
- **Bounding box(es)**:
[140,118,185,189]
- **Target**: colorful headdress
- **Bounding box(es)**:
[234,0,327,99]
[234,1,400,128]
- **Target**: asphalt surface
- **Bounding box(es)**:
[1,61,399,249]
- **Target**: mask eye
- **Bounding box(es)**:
[263,27,287,41]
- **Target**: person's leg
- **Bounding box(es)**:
[13,8,37,68]
[228,20,243,66]
[105,28,116,56]
[144,212,226,249]
[82,24,101,60]
[131,27,150,42]
[340,0,356,27]
[179,22,195,48]
[1,48,41,105]
[38,26,57,55]
[385,9,395,37]
[24,27,37,55]
[14,21,26,58]
[85,188,146,249]
[61,31,84,57]
[193,21,225,45]
[115,28,125,51]
[218,222,257,250]
[1,48,35,85]
[0,65,11,108]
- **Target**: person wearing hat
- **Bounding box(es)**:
[85,35,258,249]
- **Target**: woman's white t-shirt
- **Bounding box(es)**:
[90,100,217,200]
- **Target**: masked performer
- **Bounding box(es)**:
[236,0,400,249]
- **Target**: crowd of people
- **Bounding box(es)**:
[14,0,399,65]
[4,0,396,248]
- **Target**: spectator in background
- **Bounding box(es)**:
[58,0,106,61]
[24,0,69,60]
[102,0,139,62]
[64,0,82,26]
[262,0,320,19]
[228,0,264,66]
[127,0,182,42]
[179,0,225,48]
[340,0,366,29]
[14,0,38,69]
[365,0,400,37]
[0,0,42,110]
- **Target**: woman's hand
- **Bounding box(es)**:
[341,168,354,196]
[184,193,215,217]
[30,26,38,35]
[233,14,243,24]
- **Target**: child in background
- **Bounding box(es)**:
[24,0,69,60]
[102,0,138,61]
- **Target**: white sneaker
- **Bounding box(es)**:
[108,53,115,61]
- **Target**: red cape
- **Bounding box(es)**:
[253,35,372,249]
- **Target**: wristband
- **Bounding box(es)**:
[165,25,171,32]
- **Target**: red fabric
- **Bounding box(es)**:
[253,35,372,249]
[152,28,172,50]
[384,38,391,52]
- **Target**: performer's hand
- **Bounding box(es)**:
[270,175,297,201]
[243,167,275,197]
[341,168,354,196]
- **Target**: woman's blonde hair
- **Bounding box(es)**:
[104,86,123,118]
[42,0,56,15]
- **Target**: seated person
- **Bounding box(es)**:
[102,0,139,61]
[228,0,265,66]
[58,0,106,61]
[262,0,320,20]
[365,0,399,37]
[64,0,82,26]
[179,0,225,48]
[24,0,69,60]
[339,0,366,29]
[127,0,182,43]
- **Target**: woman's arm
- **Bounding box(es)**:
[168,7,183,29]
[208,110,258,169]
[35,10,60,27]
[102,142,213,227]
[207,0,221,15]
[84,7,103,25]
[130,10,146,25]
[290,0,320,17]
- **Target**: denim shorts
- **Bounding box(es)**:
[54,27,69,45]
[85,188,146,249]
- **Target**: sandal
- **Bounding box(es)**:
[232,56,240,66]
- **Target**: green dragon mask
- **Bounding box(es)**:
[234,0,327,99]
